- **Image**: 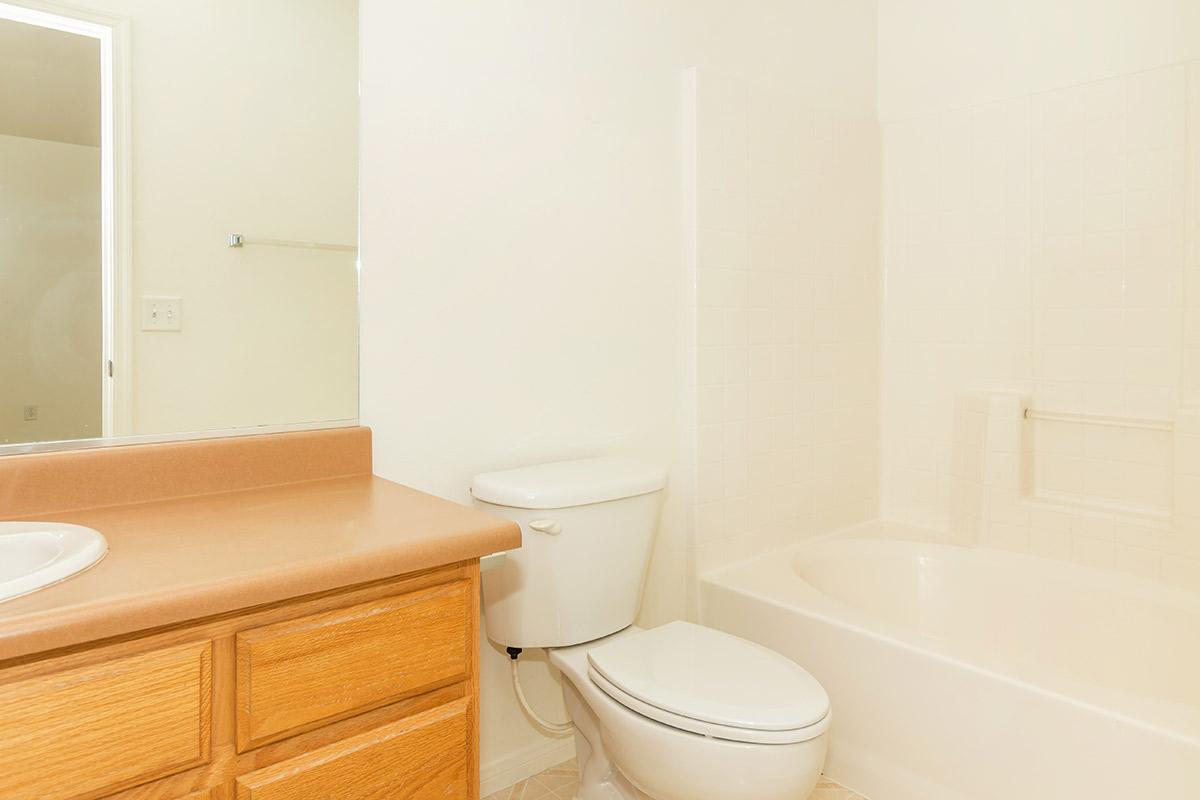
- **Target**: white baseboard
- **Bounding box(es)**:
[480,736,577,797]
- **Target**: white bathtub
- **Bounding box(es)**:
[699,522,1200,800]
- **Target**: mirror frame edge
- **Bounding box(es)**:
[0,418,361,456]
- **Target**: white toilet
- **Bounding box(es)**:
[473,457,830,800]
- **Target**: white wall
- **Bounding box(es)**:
[0,134,101,444]
[358,0,877,790]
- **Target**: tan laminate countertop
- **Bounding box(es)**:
[0,475,520,661]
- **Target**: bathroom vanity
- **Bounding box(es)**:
[0,428,519,800]
[1,1,509,794]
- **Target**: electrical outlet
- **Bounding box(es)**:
[141,296,183,331]
[23,405,37,421]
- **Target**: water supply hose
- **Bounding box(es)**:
[507,647,575,734]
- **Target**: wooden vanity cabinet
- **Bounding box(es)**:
[0,562,480,800]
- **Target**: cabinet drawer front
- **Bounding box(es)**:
[236,579,471,750]
[0,640,212,800]
[235,699,470,800]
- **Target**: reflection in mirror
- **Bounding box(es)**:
[1,15,102,444]
[0,1,359,450]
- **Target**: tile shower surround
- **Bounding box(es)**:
[681,62,1200,593]
[883,61,1200,589]
[683,69,881,583]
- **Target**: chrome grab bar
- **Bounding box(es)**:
[1023,408,1173,432]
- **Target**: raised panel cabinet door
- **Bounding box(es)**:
[235,699,472,800]
[235,579,471,750]
[0,639,212,800]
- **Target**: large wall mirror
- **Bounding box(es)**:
[0,0,358,452]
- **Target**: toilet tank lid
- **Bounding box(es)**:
[470,457,666,509]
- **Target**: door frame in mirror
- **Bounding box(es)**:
[0,0,132,440]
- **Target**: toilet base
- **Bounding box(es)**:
[563,679,651,800]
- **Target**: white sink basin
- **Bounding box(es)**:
[0,523,107,603]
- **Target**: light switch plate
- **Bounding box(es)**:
[141,296,183,331]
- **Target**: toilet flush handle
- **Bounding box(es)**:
[528,519,562,535]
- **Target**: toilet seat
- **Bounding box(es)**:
[586,621,830,745]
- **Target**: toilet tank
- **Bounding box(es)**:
[472,457,667,649]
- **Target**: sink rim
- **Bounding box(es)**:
[0,522,108,604]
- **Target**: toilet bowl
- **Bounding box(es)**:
[550,623,830,800]
[473,457,831,800]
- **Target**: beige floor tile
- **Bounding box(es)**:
[520,779,557,800]
[550,781,580,799]
[484,777,552,800]
[811,787,865,800]
[489,758,867,800]
[534,772,580,793]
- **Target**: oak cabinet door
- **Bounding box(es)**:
[235,579,471,750]
[235,699,471,800]
[0,640,212,800]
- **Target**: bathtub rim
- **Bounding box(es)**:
[699,523,1200,750]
